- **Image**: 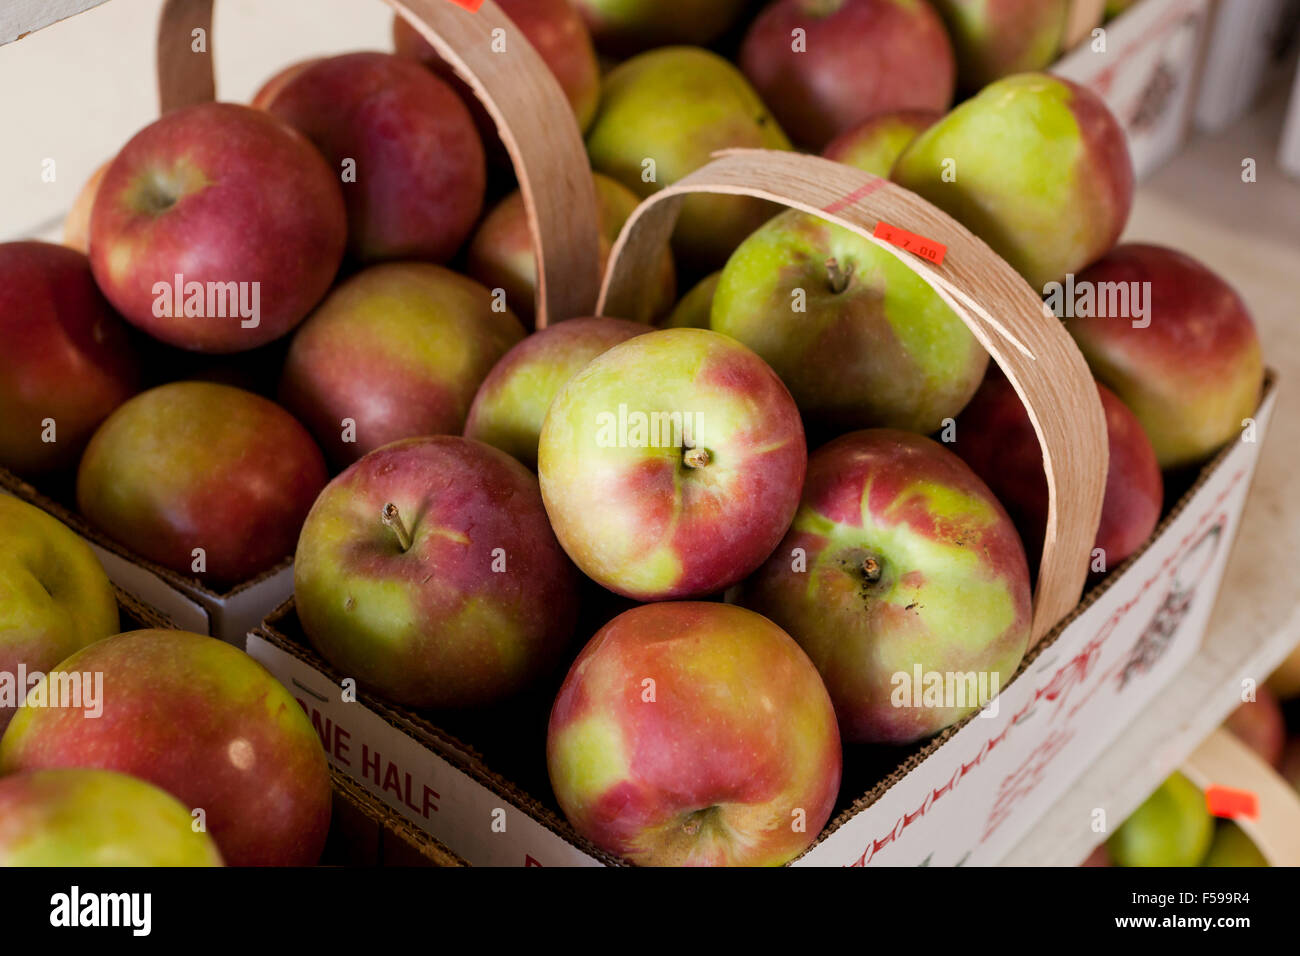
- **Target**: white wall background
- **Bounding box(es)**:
[0,0,392,240]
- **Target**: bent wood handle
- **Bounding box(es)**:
[1182,728,1300,867]
[154,0,602,327]
[599,149,1108,647]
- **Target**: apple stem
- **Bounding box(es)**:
[825,257,853,294]
[862,556,882,583]
[683,446,711,469]
[381,502,413,553]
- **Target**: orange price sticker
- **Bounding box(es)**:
[1205,785,1258,821]
[445,0,485,10]
[873,221,947,266]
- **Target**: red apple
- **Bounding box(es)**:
[249,58,322,110]
[740,0,956,149]
[953,372,1162,571]
[278,263,525,467]
[0,242,139,475]
[572,0,750,54]
[76,382,328,587]
[1066,244,1264,469]
[1223,685,1285,769]
[89,103,346,353]
[294,437,580,709]
[547,601,842,866]
[931,0,1069,91]
[259,52,485,265]
[0,629,333,866]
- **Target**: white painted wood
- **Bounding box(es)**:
[0,0,110,46]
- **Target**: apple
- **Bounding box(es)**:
[931,0,1068,91]
[740,0,955,150]
[710,209,988,436]
[393,2,601,144]
[76,382,328,587]
[1280,738,1300,793]
[467,173,675,325]
[295,436,579,709]
[62,161,109,254]
[538,328,806,601]
[0,769,224,866]
[0,241,139,475]
[278,263,525,467]
[892,73,1133,289]
[547,601,842,866]
[571,0,750,54]
[1267,644,1300,700]
[259,52,485,264]
[0,629,332,866]
[1201,821,1268,867]
[952,372,1162,570]
[586,47,792,269]
[661,272,720,329]
[1107,772,1213,867]
[1222,685,1285,769]
[822,110,940,178]
[89,102,346,353]
[740,429,1031,744]
[1065,244,1264,470]
[1079,843,1113,866]
[464,317,650,469]
[249,58,322,110]
[0,496,118,735]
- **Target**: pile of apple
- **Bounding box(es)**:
[0,0,1266,867]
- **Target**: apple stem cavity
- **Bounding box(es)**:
[861,556,882,583]
[825,256,853,294]
[683,446,712,469]
[381,502,413,553]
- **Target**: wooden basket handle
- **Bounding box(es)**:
[155,0,602,327]
[599,149,1108,647]
[1182,728,1300,866]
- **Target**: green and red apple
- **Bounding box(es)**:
[77,382,328,587]
[586,47,792,269]
[571,0,750,54]
[0,629,333,866]
[931,0,1068,91]
[1107,772,1213,867]
[711,209,988,435]
[464,317,650,469]
[661,272,720,329]
[0,769,224,866]
[278,263,525,467]
[89,103,347,353]
[547,601,842,866]
[822,109,941,177]
[1223,685,1285,769]
[467,173,675,325]
[0,496,118,734]
[892,72,1133,288]
[259,52,485,264]
[294,436,580,710]
[539,328,807,601]
[0,241,139,475]
[740,0,955,149]
[1066,244,1264,470]
[740,429,1032,744]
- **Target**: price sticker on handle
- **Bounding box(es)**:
[445,0,485,11]
[1205,785,1259,821]
[873,221,947,266]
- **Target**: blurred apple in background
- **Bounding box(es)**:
[539,328,806,601]
[259,52,485,265]
[1201,820,1268,867]
[249,58,323,110]
[76,382,327,587]
[295,437,580,710]
[571,0,750,54]
[1267,644,1300,700]
[892,73,1133,289]
[586,47,791,270]
[953,373,1162,571]
[740,0,955,150]
[0,629,332,866]
[547,602,842,866]
[822,109,941,177]
[1107,772,1212,866]
[89,103,347,353]
[0,769,224,866]
[711,209,988,436]
[741,429,1032,744]
[1066,244,1264,470]
[61,162,109,254]
[661,272,720,329]
[464,317,650,469]
[931,0,1067,91]
[0,242,139,476]
[0,497,118,734]
[1222,684,1285,768]
[468,173,675,325]
[279,263,525,467]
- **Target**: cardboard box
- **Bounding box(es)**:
[1053,0,1212,179]
[0,467,293,645]
[246,380,1277,866]
[323,770,467,867]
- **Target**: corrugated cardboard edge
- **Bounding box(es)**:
[328,768,468,867]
